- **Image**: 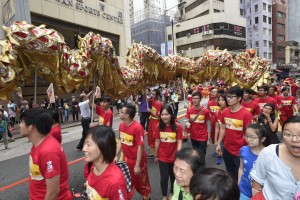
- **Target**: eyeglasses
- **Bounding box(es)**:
[226,95,237,99]
[283,133,300,141]
[192,97,201,100]
[243,135,260,141]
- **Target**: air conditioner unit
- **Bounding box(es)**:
[208,30,213,34]
[186,33,191,37]
[220,26,224,30]
[178,50,184,54]
[253,24,258,28]
[269,41,273,44]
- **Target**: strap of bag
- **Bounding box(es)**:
[190,106,205,123]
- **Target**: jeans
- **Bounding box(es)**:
[223,147,240,180]
[77,118,91,149]
[191,139,207,156]
[158,161,175,196]
[64,109,69,123]
[140,112,150,131]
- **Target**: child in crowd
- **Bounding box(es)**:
[238,124,266,200]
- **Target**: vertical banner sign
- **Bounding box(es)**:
[47,83,55,103]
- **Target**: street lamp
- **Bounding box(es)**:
[164,1,186,56]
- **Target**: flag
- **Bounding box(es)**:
[47,83,55,103]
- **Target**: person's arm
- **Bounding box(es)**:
[293,103,299,115]
[238,158,243,185]
[216,124,225,156]
[45,175,60,200]
[154,139,160,164]
[268,117,278,132]
[134,145,143,175]
[115,139,122,162]
[177,140,182,151]
[206,120,211,146]
[215,122,220,144]
[252,180,263,196]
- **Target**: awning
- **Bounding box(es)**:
[273,69,283,73]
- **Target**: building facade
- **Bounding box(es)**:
[288,0,300,44]
[168,0,246,59]
[242,0,273,62]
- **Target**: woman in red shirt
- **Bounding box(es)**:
[49,109,62,143]
[153,105,183,200]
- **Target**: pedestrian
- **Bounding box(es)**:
[19,108,72,199]
[238,124,266,200]
[153,104,183,200]
[116,104,151,200]
[251,116,300,200]
[171,90,179,119]
[0,109,9,149]
[49,109,62,143]
[138,92,150,132]
[242,88,260,119]
[7,100,17,128]
[95,95,113,127]
[279,86,298,126]
[71,97,79,121]
[83,125,128,199]
[214,94,229,165]
[76,90,93,150]
[190,168,240,200]
[207,89,221,146]
[215,86,253,180]
[185,92,211,157]
[40,98,49,109]
[254,86,277,115]
[147,89,163,157]
[257,103,279,145]
[172,148,205,200]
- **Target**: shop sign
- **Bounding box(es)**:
[53,0,123,24]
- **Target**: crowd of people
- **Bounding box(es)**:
[1,78,300,200]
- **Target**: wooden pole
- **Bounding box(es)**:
[91,74,97,123]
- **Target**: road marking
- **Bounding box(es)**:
[0,113,186,192]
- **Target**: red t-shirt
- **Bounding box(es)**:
[96,106,113,127]
[291,83,299,96]
[207,100,221,123]
[86,163,127,200]
[153,123,183,163]
[198,86,203,93]
[241,100,260,116]
[49,124,62,143]
[254,96,278,114]
[149,99,162,119]
[29,135,72,200]
[220,107,253,156]
[119,121,145,159]
[186,106,211,141]
[268,94,282,106]
[280,96,298,117]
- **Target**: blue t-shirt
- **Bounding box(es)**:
[239,146,258,198]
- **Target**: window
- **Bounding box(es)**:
[264,52,267,58]
[250,19,252,25]
[263,28,267,34]
[277,23,285,29]
[255,41,259,47]
[269,29,271,36]
[277,11,285,18]
[269,53,272,59]
[278,35,285,41]
[255,4,258,12]
[249,7,251,13]
[263,15,267,23]
[255,17,259,24]
[240,9,244,16]
[263,3,266,10]
[268,17,272,24]
[277,46,285,51]
[268,5,271,12]
[269,41,272,48]
[214,9,220,13]
[264,40,267,46]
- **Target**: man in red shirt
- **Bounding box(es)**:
[19,108,72,200]
[186,92,211,157]
[96,95,113,127]
[207,89,220,144]
[147,89,163,157]
[268,85,283,110]
[241,88,260,119]
[116,104,151,200]
[279,86,299,125]
[216,87,253,180]
[291,80,299,97]
[254,86,277,115]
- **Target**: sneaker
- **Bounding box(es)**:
[5,145,8,149]
[213,152,218,157]
[216,156,222,165]
[147,154,154,159]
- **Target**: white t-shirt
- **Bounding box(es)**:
[79,100,91,118]
[251,144,300,200]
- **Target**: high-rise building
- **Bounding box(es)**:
[288,0,300,43]
[169,0,246,58]
[242,0,273,62]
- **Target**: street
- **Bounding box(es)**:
[0,100,226,200]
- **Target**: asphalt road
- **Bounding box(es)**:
[0,100,226,200]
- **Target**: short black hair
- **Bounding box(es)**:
[86,125,116,163]
[192,92,202,99]
[243,88,253,94]
[99,95,111,103]
[228,86,243,102]
[20,108,52,135]
[124,104,136,119]
[257,85,269,92]
[282,116,300,130]
[190,168,240,200]
[281,86,290,92]
[175,148,205,174]
[152,89,161,96]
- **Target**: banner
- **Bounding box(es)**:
[47,83,55,103]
